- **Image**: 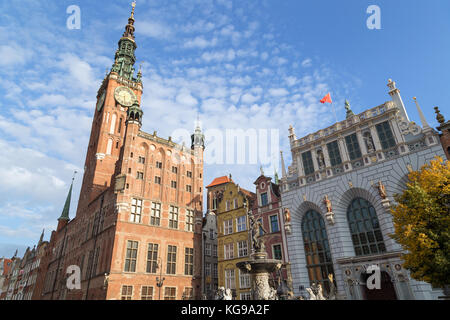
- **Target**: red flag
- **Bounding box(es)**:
[320,93,332,104]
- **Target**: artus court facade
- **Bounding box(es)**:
[37,3,206,300]
[279,79,446,300]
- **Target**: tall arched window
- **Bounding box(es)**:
[302,210,334,293]
[347,198,386,256]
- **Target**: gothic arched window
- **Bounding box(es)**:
[302,210,334,293]
[347,198,386,256]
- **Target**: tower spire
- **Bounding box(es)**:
[111,2,138,81]
[123,1,137,39]
[280,151,287,179]
[58,172,76,222]
[413,97,430,129]
[38,229,45,246]
[191,115,205,150]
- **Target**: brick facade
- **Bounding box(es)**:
[35,6,204,300]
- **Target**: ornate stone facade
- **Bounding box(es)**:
[280,79,446,300]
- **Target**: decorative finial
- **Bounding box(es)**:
[72,170,78,182]
[435,107,445,124]
[260,166,264,176]
[387,79,396,91]
[131,1,136,19]
[345,100,354,119]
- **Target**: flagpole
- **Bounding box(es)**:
[331,102,338,123]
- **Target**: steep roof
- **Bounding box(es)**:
[206,175,232,188]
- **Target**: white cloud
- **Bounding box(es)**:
[184,36,218,49]
[269,88,289,97]
[301,58,313,67]
[241,93,260,104]
[136,20,173,39]
[0,43,31,67]
[201,49,236,62]
[176,90,198,107]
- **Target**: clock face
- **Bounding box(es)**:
[96,90,106,112]
[114,86,136,107]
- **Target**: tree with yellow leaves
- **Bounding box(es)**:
[391,157,450,288]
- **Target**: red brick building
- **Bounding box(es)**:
[252,173,292,289]
[35,3,205,300]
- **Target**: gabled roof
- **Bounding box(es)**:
[240,187,256,199]
[206,175,232,188]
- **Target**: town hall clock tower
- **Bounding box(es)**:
[77,1,144,212]
[39,2,205,301]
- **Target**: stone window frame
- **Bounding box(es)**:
[236,215,247,232]
[223,219,233,235]
[164,286,177,300]
[204,243,211,256]
[272,243,282,260]
[302,151,315,175]
[347,197,386,256]
[237,240,248,257]
[260,192,269,206]
[205,262,211,276]
[130,198,143,223]
[146,243,159,274]
[224,243,234,260]
[375,121,397,150]
[124,240,139,273]
[184,247,194,276]
[141,286,154,300]
[166,245,177,275]
[345,133,362,161]
[301,210,334,294]
[239,269,251,289]
[225,269,236,290]
[185,209,195,232]
[269,214,280,233]
[169,206,179,229]
[121,285,133,300]
[326,140,343,167]
[150,202,161,226]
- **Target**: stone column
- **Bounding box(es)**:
[296,153,305,177]
[310,148,319,174]
[338,138,350,162]
[356,129,368,156]
[321,144,332,168]
[370,125,382,151]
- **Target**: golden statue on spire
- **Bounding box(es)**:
[131,1,136,19]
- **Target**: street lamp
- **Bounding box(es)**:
[156,257,165,300]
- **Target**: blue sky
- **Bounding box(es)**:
[0,0,449,257]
